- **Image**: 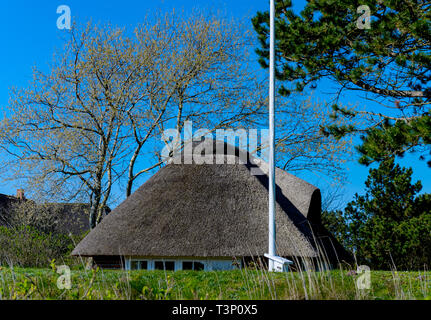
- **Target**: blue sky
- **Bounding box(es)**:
[0,0,429,207]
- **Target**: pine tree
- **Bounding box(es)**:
[323,158,431,270]
[252,0,431,166]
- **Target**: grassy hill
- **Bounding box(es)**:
[0,266,429,300]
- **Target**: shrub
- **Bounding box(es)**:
[0,225,78,268]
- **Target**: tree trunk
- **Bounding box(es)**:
[89,187,102,229]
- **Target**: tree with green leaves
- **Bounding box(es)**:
[323,158,431,270]
[252,0,431,166]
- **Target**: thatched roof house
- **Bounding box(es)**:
[72,140,351,270]
[0,192,21,226]
[0,190,99,235]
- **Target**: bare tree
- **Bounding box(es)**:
[1,24,137,227]
[274,95,353,181]
[0,10,351,229]
[123,11,267,196]
[0,11,267,227]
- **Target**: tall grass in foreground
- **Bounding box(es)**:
[0,264,429,300]
[0,234,429,300]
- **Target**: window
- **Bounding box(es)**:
[182,261,205,271]
[130,260,148,270]
[194,262,204,271]
[155,261,175,271]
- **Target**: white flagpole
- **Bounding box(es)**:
[268,0,276,272]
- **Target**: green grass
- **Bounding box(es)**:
[0,266,430,300]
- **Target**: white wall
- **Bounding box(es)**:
[125,257,240,271]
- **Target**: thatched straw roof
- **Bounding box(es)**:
[0,193,98,235]
[72,140,350,262]
[0,193,19,226]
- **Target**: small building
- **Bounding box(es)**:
[0,189,100,235]
[72,140,351,270]
[0,192,22,226]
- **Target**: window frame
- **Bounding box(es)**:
[181,260,206,271]
[129,259,149,270]
[154,260,175,271]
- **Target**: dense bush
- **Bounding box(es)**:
[0,225,79,268]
